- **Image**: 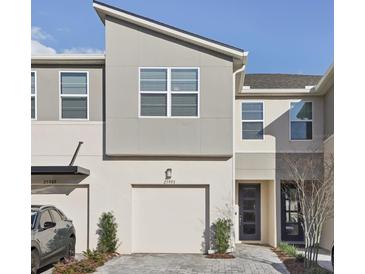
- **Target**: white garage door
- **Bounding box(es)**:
[31,188,88,253]
[132,186,207,253]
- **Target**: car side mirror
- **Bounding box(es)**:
[43,221,56,229]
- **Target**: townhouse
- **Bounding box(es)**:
[31,1,334,254]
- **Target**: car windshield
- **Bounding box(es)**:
[31,211,37,229]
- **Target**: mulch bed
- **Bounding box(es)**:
[206,253,235,259]
[272,248,332,274]
[272,248,305,274]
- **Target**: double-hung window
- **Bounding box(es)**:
[241,102,264,140]
[139,68,199,117]
[290,101,312,140]
[60,72,88,119]
[31,71,36,119]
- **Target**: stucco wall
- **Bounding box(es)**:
[105,16,234,156]
[31,66,103,121]
[235,97,324,153]
[31,122,233,253]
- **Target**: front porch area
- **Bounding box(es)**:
[234,180,277,247]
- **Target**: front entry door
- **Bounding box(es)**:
[239,184,261,240]
[281,183,304,241]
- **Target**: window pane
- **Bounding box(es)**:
[140,69,167,91]
[286,224,299,236]
[243,224,256,235]
[291,121,312,140]
[50,209,62,224]
[62,97,87,119]
[31,97,35,119]
[61,72,87,94]
[141,94,167,116]
[242,187,256,198]
[171,69,198,91]
[290,102,312,121]
[242,103,263,120]
[243,212,256,223]
[242,122,263,139]
[171,94,198,116]
[243,200,255,210]
[31,72,35,94]
[39,211,52,229]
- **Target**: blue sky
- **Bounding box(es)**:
[31,0,333,74]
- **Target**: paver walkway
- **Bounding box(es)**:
[95,244,289,274]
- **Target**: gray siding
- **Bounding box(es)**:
[105,17,234,156]
[31,66,103,121]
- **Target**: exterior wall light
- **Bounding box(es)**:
[165,168,172,180]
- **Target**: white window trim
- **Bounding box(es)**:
[31,71,37,120]
[138,67,200,118]
[241,101,264,140]
[59,71,89,121]
[289,100,313,141]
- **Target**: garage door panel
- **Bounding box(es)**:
[31,189,87,253]
[132,186,207,253]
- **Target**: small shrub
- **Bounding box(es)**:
[96,212,119,253]
[82,249,106,266]
[213,218,233,254]
[278,242,297,257]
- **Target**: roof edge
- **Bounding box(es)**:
[93,1,246,60]
[32,54,106,65]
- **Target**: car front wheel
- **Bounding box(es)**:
[31,249,39,274]
[66,237,76,259]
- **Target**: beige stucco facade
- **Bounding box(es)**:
[31,122,233,253]
[31,1,333,256]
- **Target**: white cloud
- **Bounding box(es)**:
[31,26,104,55]
[31,26,53,41]
[31,40,56,55]
[62,47,105,54]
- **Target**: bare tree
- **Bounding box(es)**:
[283,151,334,268]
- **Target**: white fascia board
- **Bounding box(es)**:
[236,88,319,97]
[313,64,334,95]
[93,2,246,61]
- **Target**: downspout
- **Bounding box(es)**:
[232,63,246,248]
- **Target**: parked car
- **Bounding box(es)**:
[31,205,76,274]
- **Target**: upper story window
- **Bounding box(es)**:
[139,68,199,117]
[31,71,37,119]
[60,72,88,120]
[241,102,264,140]
[290,101,312,140]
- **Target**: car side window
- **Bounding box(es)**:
[39,210,52,229]
[50,209,63,224]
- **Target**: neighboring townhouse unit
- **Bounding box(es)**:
[31,1,334,254]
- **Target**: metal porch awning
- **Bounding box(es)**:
[31,166,90,195]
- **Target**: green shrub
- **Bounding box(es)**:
[278,242,298,257]
[82,249,106,265]
[213,218,233,254]
[96,212,119,253]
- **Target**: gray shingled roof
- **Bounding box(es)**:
[244,74,322,89]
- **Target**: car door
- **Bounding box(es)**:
[36,210,57,262]
[49,209,68,255]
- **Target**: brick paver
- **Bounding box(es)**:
[94,244,289,274]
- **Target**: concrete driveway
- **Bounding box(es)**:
[95,244,289,274]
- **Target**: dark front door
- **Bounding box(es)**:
[239,184,261,240]
[281,183,304,241]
